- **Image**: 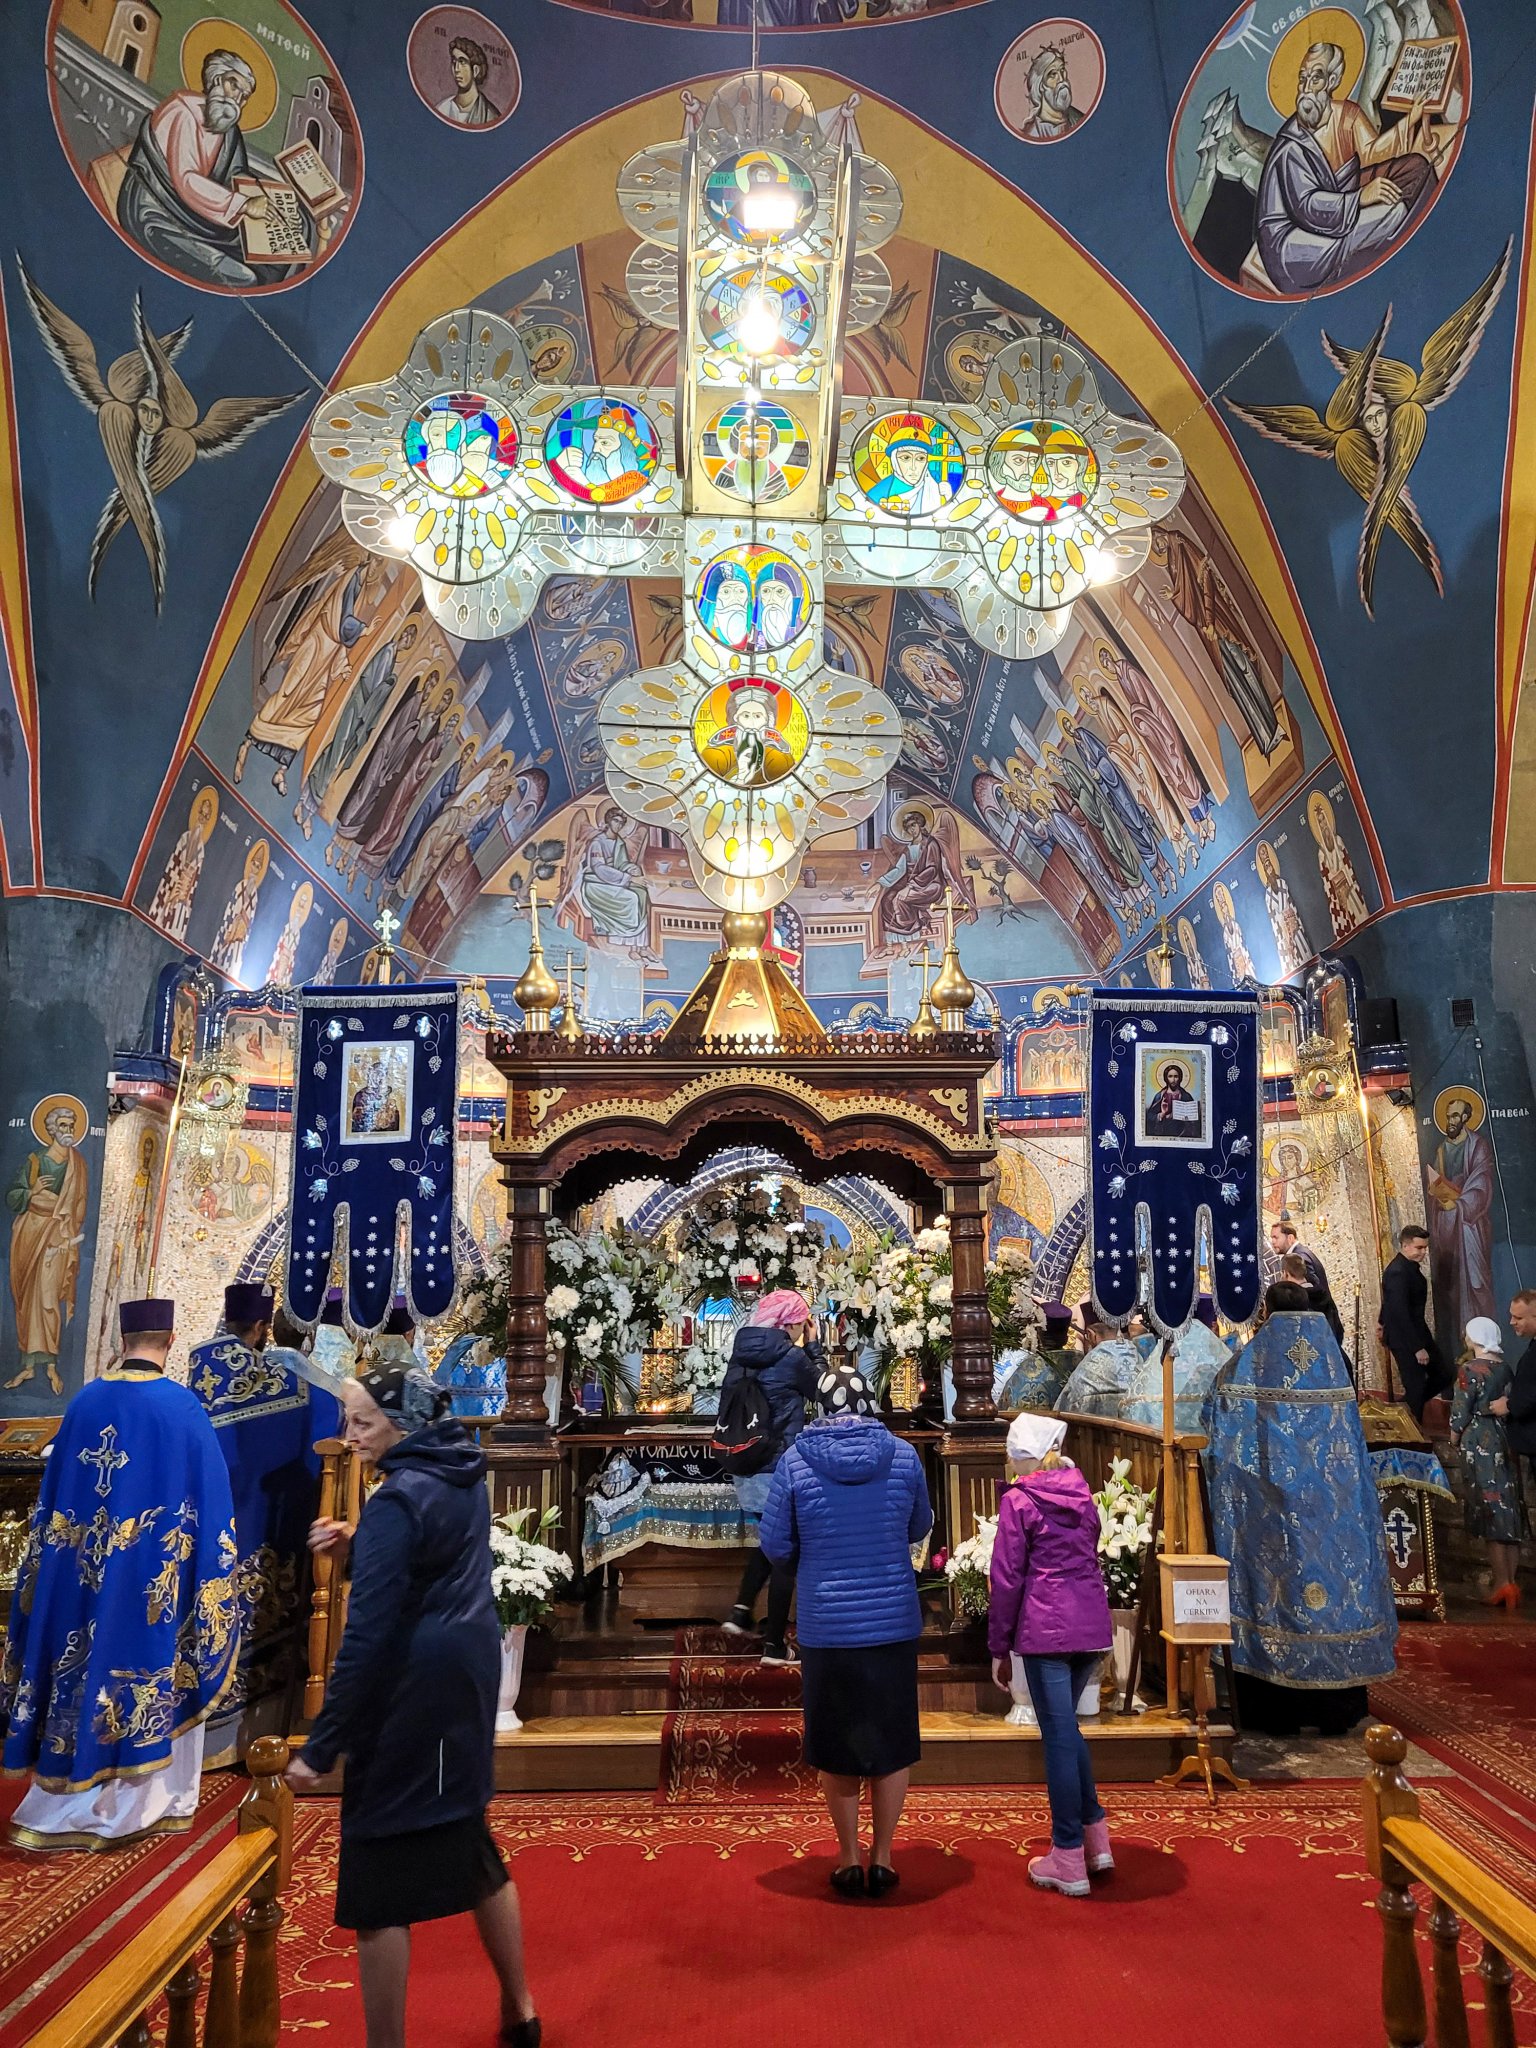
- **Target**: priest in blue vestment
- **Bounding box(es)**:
[188,1283,343,1765]
[0,1299,239,1849]
[1122,1300,1232,1435]
[1204,1294,1397,1735]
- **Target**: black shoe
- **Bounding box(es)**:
[760,1641,799,1667]
[829,1864,865,1897]
[499,2020,540,2048]
[866,1864,900,1898]
[721,1607,754,1637]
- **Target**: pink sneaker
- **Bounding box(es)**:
[1083,1819,1114,1875]
[1028,1844,1090,1897]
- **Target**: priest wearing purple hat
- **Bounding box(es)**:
[188,1283,342,1765]
[0,1298,240,1848]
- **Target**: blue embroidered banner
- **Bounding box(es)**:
[284,982,461,1335]
[1087,990,1261,1335]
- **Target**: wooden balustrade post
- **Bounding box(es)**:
[304,1441,346,1720]
[165,1961,201,2048]
[1427,1899,1471,2048]
[205,1914,243,2048]
[1362,1726,1427,2048]
[1478,1941,1517,2048]
[500,1181,552,1431]
[115,2022,152,2048]
[945,1179,995,1422]
[235,1737,291,2048]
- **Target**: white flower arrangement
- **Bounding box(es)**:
[677,1183,827,1304]
[944,1512,998,1620]
[872,1218,952,1377]
[1093,1457,1156,1609]
[488,1506,574,1630]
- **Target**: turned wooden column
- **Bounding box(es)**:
[945,1178,995,1423]
[501,1181,552,1429]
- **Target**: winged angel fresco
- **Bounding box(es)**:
[18,264,299,609]
[1226,242,1507,616]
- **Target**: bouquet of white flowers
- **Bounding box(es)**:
[819,1235,887,1348]
[1093,1457,1155,1609]
[944,1512,997,1620]
[872,1218,953,1378]
[677,1183,826,1304]
[488,1505,574,1630]
[987,1242,1042,1353]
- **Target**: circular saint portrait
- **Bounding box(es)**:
[1432,1085,1485,1137]
[1167,0,1470,300]
[701,266,815,364]
[45,1,363,295]
[408,8,520,131]
[987,420,1099,521]
[693,544,811,654]
[852,411,966,520]
[700,399,810,504]
[29,1093,90,1148]
[544,397,661,506]
[403,392,519,498]
[704,149,817,247]
[896,643,966,709]
[692,679,809,790]
[995,19,1106,144]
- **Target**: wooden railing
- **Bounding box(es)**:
[29,1736,294,2048]
[305,1438,361,1719]
[1364,1724,1536,2046]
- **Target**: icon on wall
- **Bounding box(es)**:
[996,19,1106,145]
[408,8,520,132]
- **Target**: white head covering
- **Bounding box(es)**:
[1465,1316,1504,1356]
[1006,1412,1068,1464]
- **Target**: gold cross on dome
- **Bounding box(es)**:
[78,1424,128,1499]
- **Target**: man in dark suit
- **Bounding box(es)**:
[1270,1215,1328,1295]
[1491,1290,1536,1482]
[1378,1224,1451,1419]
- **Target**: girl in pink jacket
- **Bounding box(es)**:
[988,1412,1113,1896]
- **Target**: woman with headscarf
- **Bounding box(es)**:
[1449,1315,1527,1610]
[720,1288,823,1666]
[759,1363,933,1898]
[284,1356,540,2048]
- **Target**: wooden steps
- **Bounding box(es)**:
[491,1708,1232,1792]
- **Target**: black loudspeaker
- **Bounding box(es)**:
[1360,997,1401,1048]
[1450,997,1477,1031]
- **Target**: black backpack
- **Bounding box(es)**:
[709,1361,777,1476]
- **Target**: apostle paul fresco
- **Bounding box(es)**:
[1255,40,1437,294]
[5,1102,89,1396]
[117,50,282,289]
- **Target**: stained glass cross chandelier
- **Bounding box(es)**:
[310,72,1186,914]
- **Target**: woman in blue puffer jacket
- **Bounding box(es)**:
[760,1362,933,1900]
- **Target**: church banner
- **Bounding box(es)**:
[1087,990,1261,1335]
[284,983,461,1335]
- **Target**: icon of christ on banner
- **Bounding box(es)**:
[1141,1046,1209,1146]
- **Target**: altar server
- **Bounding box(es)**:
[0,1298,239,1849]
[1054,1323,1153,1420]
[189,1282,342,1764]
[1120,1303,1231,1435]
[1204,1307,1397,1735]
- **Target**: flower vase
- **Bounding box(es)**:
[1076,1654,1107,1720]
[1105,1607,1140,1711]
[496,1624,529,1735]
[1005,1652,1038,1728]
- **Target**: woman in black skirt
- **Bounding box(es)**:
[285,1358,539,2048]
[759,1363,933,1897]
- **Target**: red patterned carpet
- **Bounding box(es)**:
[1371,1621,1536,1821]
[265,1785,1536,2048]
[657,1625,816,1803]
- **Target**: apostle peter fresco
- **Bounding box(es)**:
[117,51,289,290]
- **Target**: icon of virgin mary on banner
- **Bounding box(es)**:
[283,982,461,1334]
[1088,990,1262,1333]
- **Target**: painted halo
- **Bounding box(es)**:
[851,410,966,520]
[701,266,815,363]
[693,543,811,653]
[703,149,817,247]
[987,419,1099,521]
[543,396,662,506]
[691,678,811,789]
[403,392,520,499]
[700,399,808,503]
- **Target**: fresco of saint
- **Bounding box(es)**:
[147,787,218,942]
[5,1098,90,1394]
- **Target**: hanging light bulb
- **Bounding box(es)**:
[1082,541,1117,584]
[740,183,799,238]
[386,511,417,550]
[736,288,784,359]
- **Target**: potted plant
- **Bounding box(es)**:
[942,1512,995,1667]
[1093,1457,1156,1708]
[488,1506,574,1733]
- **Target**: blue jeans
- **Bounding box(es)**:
[1022,1653,1107,1850]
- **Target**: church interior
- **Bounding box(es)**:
[3,0,1536,2042]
